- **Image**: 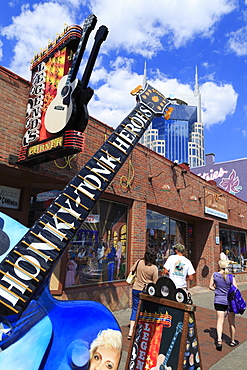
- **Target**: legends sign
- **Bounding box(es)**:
[125,294,202,370]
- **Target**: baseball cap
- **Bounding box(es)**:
[172,243,185,252]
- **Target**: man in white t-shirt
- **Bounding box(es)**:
[163,243,195,289]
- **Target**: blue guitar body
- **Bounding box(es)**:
[0,212,120,370]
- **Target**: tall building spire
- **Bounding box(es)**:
[194,65,202,123]
[143,61,147,87]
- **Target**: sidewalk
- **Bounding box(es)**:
[114,283,247,370]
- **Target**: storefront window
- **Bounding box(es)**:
[65,199,128,286]
[146,209,188,270]
[220,229,247,272]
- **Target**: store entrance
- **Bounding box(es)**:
[146,210,195,286]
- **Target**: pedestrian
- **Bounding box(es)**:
[104,240,116,281]
[128,248,159,339]
[209,259,238,351]
[65,252,78,287]
[163,243,195,289]
[97,239,105,272]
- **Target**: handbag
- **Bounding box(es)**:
[228,274,246,314]
[126,259,141,284]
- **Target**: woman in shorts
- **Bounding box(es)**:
[209,259,238,350]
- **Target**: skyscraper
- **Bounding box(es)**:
[141,67,204,167]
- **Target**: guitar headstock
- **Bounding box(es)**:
[83,14,97,32]
[136,83,171,115]
[176,321,183,333]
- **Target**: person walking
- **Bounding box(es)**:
[104,240,116,281]
[163,243,195,289]
[128,248,159,339]
[209,259,238,351]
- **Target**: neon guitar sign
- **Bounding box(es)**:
[18,16,108,166]
[44,14,97,133]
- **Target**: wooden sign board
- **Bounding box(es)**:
[125,293,202,370]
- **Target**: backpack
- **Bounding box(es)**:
[228,274,246,315]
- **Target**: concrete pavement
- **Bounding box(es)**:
[113,283,247,370]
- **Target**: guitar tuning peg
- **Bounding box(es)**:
[130,85,143,96]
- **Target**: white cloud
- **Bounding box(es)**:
[88,0,236,53]
[58,0,82,7]
[1,2,75,79]
[0,0,239,130]
[227,25,247,56]
[2,0,236,79]
[88,62,238,130]
[242,128,247,137]
[89,62,196,128]
[89,57,142,127]
[200,81,238,127]
[0,40,3,61]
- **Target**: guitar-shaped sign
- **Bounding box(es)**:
[160,321,183,370]
[73,24,109,132]
[44,14,97,134]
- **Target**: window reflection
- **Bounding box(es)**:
[220,229,246,273]
[65,199,128,286]
[146,209,188,270]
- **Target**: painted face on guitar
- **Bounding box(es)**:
[89,346,121,370]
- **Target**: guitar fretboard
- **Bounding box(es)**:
[66,14,97,85]
[163,321,183,367]
[80,25,108,90]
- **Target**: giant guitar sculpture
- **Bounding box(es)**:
[44,14,108,135]
[0,79,172,368]
[44,14,97,134]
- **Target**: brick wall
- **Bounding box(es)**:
[0,67,30,165]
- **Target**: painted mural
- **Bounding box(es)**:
[0,212,122,370]
[192,154,247,202]
[197,167,242,196]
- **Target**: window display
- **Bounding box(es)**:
[146,209,188,271]
[220,229,247,273]
[65,199,128,286]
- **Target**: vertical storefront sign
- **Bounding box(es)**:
[0,185,21,209]
[204,187,228,220]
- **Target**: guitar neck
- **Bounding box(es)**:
[66,14,97,85]
[163,322,183,366]
[0,83,171,318]
[80,25,108,90]
[0,98,155,318]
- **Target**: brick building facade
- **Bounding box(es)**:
[1,66,247,313]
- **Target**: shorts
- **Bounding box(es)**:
[214,303,228,311]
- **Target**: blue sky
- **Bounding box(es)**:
[1,0,247,163]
